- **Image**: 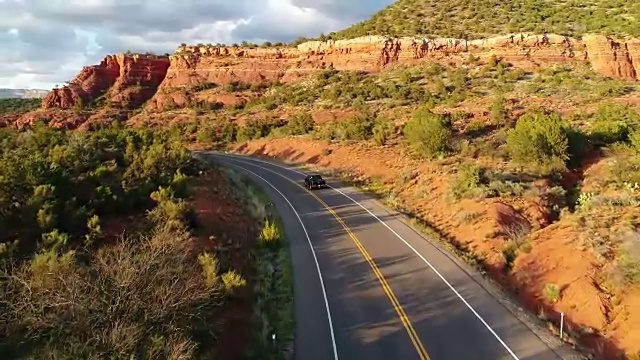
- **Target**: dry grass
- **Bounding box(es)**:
[0,227,244,359]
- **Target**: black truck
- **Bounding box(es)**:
[303,174,327,190]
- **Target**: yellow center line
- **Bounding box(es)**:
[294,179,431,359]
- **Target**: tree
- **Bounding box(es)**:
[403,108,452,158]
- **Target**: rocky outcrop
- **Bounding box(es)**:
[148,33,596,111]
[42,54,170,110]
[583,35,639,81]
[16,33,639,128]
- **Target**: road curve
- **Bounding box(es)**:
[207,153,583,360]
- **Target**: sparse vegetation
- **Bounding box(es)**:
[543,283,562,303]
[313,112,376,141]
[221,167,294,360]
[448,163,489,200]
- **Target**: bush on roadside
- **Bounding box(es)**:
[259,218,282,246]
[0,122,199,256]
[237,118,286,142]
[336,112,375,140]
[403,107,452,159]
[312,112,376,142]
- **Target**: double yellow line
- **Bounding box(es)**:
[295,179,431,359]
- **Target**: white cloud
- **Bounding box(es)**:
[0,0,392,90]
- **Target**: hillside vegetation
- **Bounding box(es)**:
[329,0,640,39]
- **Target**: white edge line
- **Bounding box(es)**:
[219,160,339,360]
[219,153,520,360]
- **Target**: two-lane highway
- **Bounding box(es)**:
[208,153,583,360]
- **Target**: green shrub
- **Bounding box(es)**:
[589,103,640,144]
[336,113,375,140]
[403,107,452,158]
[283,113,315,135]
[542,283,561,303]
[312,122,338,141]
[465,119,487,136]
[506,110,571,172]
[259,218,282,246]
[490,93,510,125]
[630,130,640,153]
[237,118,286,142]
[0,123,198,256]
[224,80,251,92]
[147,187,194,232]
[313,112,375,142]
[448,163,489,199]
[0,98,41,115]
[372,117,395,146]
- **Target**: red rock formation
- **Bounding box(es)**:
[583,35,639,81]
[17,33,639,128]
[42,54,170,110]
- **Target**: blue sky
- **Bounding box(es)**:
[0,0,392,90]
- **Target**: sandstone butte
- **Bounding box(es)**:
[14,33,639,129]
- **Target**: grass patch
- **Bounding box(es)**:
[542,283,562,303]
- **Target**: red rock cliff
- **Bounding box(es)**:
[42,54,170,110]
[146,33,595,111]
[583,35,639,81]
[23,33,640,120]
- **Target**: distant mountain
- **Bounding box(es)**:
[0,88,49,99]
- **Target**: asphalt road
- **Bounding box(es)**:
[208,153,584,360]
